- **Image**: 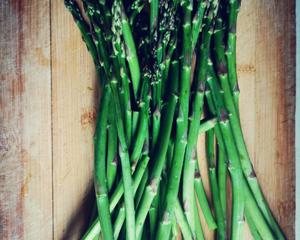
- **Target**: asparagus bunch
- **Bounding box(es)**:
[65,0,285,239]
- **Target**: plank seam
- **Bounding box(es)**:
[49,0,54,239]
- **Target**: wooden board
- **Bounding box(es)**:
[0,0,295,239]
[0,0,52,239]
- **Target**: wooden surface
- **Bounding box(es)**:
[0,0,295,239]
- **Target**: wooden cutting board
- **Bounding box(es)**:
[0,0,295,239]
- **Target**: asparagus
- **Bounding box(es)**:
[64,1,285,239]
[135,94,178,239]
[213,11,285,239]
[107,109,118,191]
[206,66,276,240]
[83,155,150,240]
[110,80,136,240]
[193,193,205,240]
[194,163,217,230]
[120,3,141,98]
[226,0,240,110]
[94,87,114,240]
[174,199,193,240]
[65,0,103,81]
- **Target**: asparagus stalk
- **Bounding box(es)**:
[194,164,217,230]
[245,208,263,240]
[198,117,217,134]
[207,62,228,218]
[204,128,227,239]
[155,125,187,239]
[181,5,217,228]
[107,109,118,191]
[177,0,195,233]
[120,3,141,98]
[130,76,150,168]
[64,0,102,81]
[217,145,227,217]
[206,69,276,240]
[226,0,241,110]
[191,0,208,50]
[93,86,114,240]
[83,155,150,240]
[110,80,136,240]
[219,114,245,240]
[112,155,150,239]
[193,193,205,240]
[132,111,140,138]
[213,14,285,238]
[135,94,178,239]
[174,199,193,240]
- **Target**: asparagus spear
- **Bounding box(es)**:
[194,162,217,230]
[135,94,178,239]
[110,80,136,240]
[94,87,114,240]
[82,155,150,240]
[206,67,276,240]
[213,10,285,238]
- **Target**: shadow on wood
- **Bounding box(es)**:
[61,182,95,240]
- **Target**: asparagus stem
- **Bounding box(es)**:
[193,193,205,240]
[182,88,205,236]
[131,76,150,167]
[171,215,178,240]
[204,128,226,239]
[112,155,150,239]
[205,76,275,240]
[107,109,118,191]
[183,149,197,237]
[120,3,141,98]
[93,86,114,240]
[213,22,285,238]
[83,155,150,240]
[135,168,149,207]
[135,94,178,238]
[194,165,217,230]
[219,114,245,240]
[132,111,140,138]
[174,199,193,240]
[193,1,215,90]
[226,0,240,110]
[245,208,263,240]
[64,0,102,82]
[217,145,227,217]
[206,67,228,220]
[150,0,158,35]
[177,0,195,233]
[198,117,217,134]
[110,80,135,240]
[161,37,177,97]
[125,110,132,145]
[151,108,161,151]
[149,186,160,240]
[191,0,207,50]
[156,123,187,238]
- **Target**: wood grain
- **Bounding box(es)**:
[0,0,295,239]
[51,0,98,239]
[0,0,52,239]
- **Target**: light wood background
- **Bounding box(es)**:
[0,0,295,239]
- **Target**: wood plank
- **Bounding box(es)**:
[51,0,98,239]
[253,0,295,238]
[0,0,52,239]
[238,0,295,239]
